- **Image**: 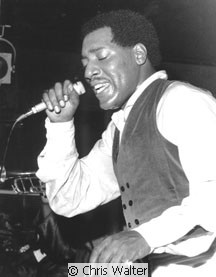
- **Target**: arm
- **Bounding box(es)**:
[134,82,216,256]
[37,118,120,217]
[36,81,120,217]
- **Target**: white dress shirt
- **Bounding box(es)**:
[36,71,216,257]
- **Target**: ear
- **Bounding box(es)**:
[133,43,147,65]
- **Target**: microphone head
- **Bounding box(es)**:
[71,81,86,95]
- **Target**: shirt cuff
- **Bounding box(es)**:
[45,117,74,134]
[43,117,76,158]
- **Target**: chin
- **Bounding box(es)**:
[100,102,120,111]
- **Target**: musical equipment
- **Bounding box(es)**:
[0,171,45,196]
[0,171,44,231]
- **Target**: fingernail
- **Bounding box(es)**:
[64,95,68,101]
[54,106,60,113]
[59,100,65,107]
[47,103,53,110]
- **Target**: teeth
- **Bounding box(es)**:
[95,84,103,89]
[94,83,109,94]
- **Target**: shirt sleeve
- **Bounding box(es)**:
[134,82,216,255]
[36,118,120,217]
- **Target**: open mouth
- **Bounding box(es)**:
[94,83,110,94]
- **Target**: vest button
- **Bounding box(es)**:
[128,200,133,206]
[120,186,125,192]
[126,182,130,188]
[122,204,127,209]
[135,219,139,225]
[128,222,131,228]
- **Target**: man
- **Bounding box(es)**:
[36,9,216,276]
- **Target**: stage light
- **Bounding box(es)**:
[0,52,12,84]
[0,29,16,84]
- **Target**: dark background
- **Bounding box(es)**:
[0,0,215,259]
[0,0,216,172]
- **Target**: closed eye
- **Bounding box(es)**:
[98,56,107,61]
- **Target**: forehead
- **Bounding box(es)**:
[82,27,115,55]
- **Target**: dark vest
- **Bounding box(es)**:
[112,79,189,229]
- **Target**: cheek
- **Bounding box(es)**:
[108,60,128,80]
[109,68,128,89]
[107,60,134,94]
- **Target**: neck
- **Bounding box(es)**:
[138,60,156,86]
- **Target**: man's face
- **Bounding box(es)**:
[81,27,140,110]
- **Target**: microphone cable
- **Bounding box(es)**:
[0,116,23,184]
[0,81,85,184]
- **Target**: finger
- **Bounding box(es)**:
[97,245,114,263]
[105,241,128,263]
[48,88,61,113]
[54,82,66,108]
[89,238,111,263]
[63,80,73,101]
[42,90,54,111]
[109,247,125,263]
[97,239,119,263]
[89,246,102,263]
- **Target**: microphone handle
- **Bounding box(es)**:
[31,102,46,114]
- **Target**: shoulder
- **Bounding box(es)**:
[157,81,216,143]
[163,81,214,103]
[158,81,216,115]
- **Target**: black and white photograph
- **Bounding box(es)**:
[0,0,216,276]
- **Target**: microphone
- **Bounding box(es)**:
[18,81,86,121]
[0,81,86,183]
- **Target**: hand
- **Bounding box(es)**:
[42,80,80,122]
[89,230,151,263]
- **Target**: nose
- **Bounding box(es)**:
[84,62,101,82]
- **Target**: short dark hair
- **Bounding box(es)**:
[81,9,161,67]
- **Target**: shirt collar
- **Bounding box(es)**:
[112,70,168,132]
